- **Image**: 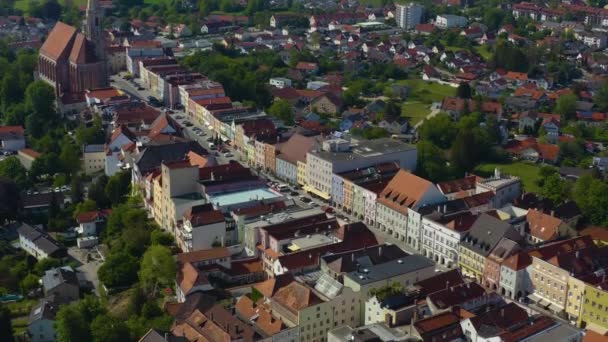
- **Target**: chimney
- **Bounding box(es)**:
[501,308,505,317]
[550,210,555,217]
[378,245,382,256]
[443,204,447,213]
[351,253,355,262]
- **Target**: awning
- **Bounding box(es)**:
[303,185,331,200]
[527,293,544,304]
[548,303,564,313]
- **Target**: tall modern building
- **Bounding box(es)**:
[395,3,425,30]
[37,0,108,96]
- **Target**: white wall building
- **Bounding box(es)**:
[435,14,468,29]
[395,3,425,30]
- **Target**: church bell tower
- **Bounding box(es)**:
[85,0,108,85]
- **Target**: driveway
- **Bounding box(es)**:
[67,246,103,295]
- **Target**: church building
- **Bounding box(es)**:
[38,0,108,97]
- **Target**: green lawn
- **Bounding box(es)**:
[398,79,456,104]
[11,316,28,335]
[440,40,466,52]
[14,0,87,12]
[475,46,493,61]
[401,101,431,124]
[474,162,545,193]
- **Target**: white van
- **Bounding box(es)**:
[209,143,216,150]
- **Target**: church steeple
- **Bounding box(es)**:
[85,0,108,85]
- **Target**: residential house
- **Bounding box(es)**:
[375,169,446,250]
[435,14,468,28]
[421,211,478,268]
[504,138,560,164]
[499,251,532,299]
[482,237,522,291]
[426,281,497,314]
[82,144,105,175]
[42,266,79,303]
[17,223,65,260]
[275,133,321,186]
[310,93,342,115]
[458,213,522,282]
[176,203,227,252]
[75,209,110,236]
[27,296,59,342]
[525,209,573,245]
[305,138,417,201]
[18,148,41,170]
[0,125,25,151]
[411,311,464,342]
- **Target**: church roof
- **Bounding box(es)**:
[40,22,77,60]
[69,33,97,64]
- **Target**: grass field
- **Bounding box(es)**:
[14,0,87,12]
[401,101,431,124]
[399,79,456,104]
[474,162,545,193]
[475,46,493,61]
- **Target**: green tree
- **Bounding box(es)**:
[555,93,578,122]
[451,128,481,173]
[90,314,130,342]
[139,245,176,293]
[151,229,174,246]
[73,199,98,218]
[20,273,40,293]
[540,174,569,204]
[0,178,21,224]
[98,251,139,288]
[267,99,294,124]
[416,141,450,182]
[24,81,56,138]
[0,306,14,342]
[572,176,608,226]
[418,113,457,149]
[457,82,472,99]
[56,296,105,342]
[483,8,505,31]
[0,156,28,188]
[105,171,131,205]
[59,138,81,175]
[594,80,608,112]
[88,175,110,208]
[33,258,62,275]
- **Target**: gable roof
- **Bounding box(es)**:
[527,209,565,241]
[413,269,465,297]
[502,251,532,271]
[178,262,210,295]
[17,223,63,256]
[437,175,478,195]
[176,248,231,265]
[276,133,320,164]
[254,273,295,298]
[460,214,521,257]
[40,21,77,60]
[377,169,439,214]
[69,33,96,64]
[272,281,323,312]
[427,282,486,309]
[135,140,206,173]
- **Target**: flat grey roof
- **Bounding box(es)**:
[346,254,435,285]
[311,138,415,162]
[83,144,105,153]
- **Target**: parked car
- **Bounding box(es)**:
[224,152,233,157]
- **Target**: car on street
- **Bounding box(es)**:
[206,137,214,142]
[138,87,145,91]
[290,191,299,196]
[299,196,311,203]
[223,152,233,157]
[175,115,184,119]
[54,187,61,192]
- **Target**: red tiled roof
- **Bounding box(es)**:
[505,72,529,81]
[502,251,532,271]
[427,282,486,309]
[414,311,461,334]
[18,148,41,158]
[377,169,436,214]
[86,87,122,100]
[184,204,225,226]
[0,126,24,136]
[437,175,478,194]
[295,62,318,71]
[40,22,77,60]
[272,281,323,313]
[527,209,564,241]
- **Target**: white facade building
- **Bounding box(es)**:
[395,3,425,30]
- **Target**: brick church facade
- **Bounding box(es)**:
[38,0,108,96]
